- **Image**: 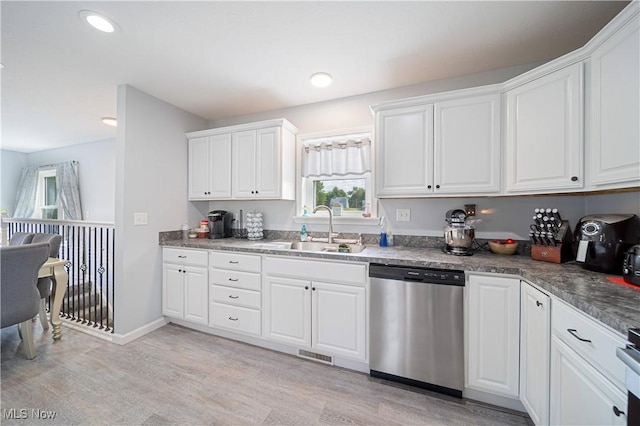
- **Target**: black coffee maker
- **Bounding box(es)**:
[574,214,640,274]
[208,210,233,239]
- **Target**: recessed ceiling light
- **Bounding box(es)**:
[79,10,118,33]
[310,72,333,88]
[101,117,118,127]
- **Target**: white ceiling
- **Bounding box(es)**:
[1,1,630,153]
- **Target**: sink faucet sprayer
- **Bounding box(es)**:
[313,205,335,244]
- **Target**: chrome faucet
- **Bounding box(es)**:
[313,205,335,244]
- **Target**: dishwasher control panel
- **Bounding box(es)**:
[369,263,465,286]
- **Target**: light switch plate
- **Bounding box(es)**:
[134,212,148,226]
[396,208,411,222]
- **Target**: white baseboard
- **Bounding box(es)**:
[112,317,169,345]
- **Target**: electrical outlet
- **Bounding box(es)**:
[396,208,411,222]
[134,212,148,226]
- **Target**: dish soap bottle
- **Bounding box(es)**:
[300,224,308,242]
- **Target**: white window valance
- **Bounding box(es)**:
[301,138,371,178]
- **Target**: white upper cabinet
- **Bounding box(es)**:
[375,104,434,196]
[373,89,501,197]
[188,134,232,200]
[505,63,584,193]
[588,14,640,188]
[434,94,501,193]
[186,118,297,201]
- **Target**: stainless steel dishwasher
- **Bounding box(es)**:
[369,263,465,398]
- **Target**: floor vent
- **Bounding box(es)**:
[298,349,333,365]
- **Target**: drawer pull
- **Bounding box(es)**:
[228,295,239,299]
[567,328,592,343]
[178,255,187,258]
[228,278,239,282]
[613,406,625,417]
[536,300,543,307]
[228,260,239,264]
[228,316,239,321]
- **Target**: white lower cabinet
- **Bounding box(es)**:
[209,251,262,336]
[162,248,208,324]
[263,257,367,361]
[549,298,628,425]
[466,274,520,398]
[520,282,550,425]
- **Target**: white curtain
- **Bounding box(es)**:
[56,161,83,220]
[301,138,371,178]
[13,166,39,218]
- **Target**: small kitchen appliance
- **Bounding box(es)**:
[574,214,640,274]
[444,209,475,256]
[208,210,233,239]
[623,244,640,286]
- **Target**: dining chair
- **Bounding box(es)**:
[8,232,35,246]
[0,243,50,359]
[31,233,63,330]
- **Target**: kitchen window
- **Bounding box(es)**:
[297,129,377,220]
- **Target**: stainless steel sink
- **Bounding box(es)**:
[290,241,366,254]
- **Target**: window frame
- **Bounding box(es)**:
[296,127,378,223]
[33,169,60,220]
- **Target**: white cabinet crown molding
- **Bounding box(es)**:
[186,118,298,138]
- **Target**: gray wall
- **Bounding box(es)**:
[114,85,208,335]
[0,150,28,216]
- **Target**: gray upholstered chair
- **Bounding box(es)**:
[0,243,50,359]
[31,233,63,330]
[8,232,35,246]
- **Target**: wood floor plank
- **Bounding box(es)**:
[2,323,532,425]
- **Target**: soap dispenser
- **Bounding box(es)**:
[300,224,308,242]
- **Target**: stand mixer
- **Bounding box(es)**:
[444,209,476,256]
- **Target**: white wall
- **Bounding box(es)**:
[115,85,208,335]
[25,139,116,222]
[0,150,28,216]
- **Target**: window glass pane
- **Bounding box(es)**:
[314,178,366,211]
[44,176,57,205]
[42,208,58,219]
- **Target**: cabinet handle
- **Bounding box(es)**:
[228,316,238,321]
[228,295,239,299]
[305,286,309,290]
[536,300,543,307]
[571,176,578,182]
[613,406,625,417]
[435,185,440,189]
[178,255,187,258]
[228,260,239,264]
[567,328,592,343]
[178,269,182,273]
[427,185,432,189]
[312,287,316,291]
[228,278,239,282]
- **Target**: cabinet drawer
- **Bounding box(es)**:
[210,268,261,291]
[263,256,366,285]
[209,251,261,272]
[552,299,626,391]
[211,284,260,309]
[210,302,261,336]
[163,248,208,267]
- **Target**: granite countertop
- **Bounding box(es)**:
[162,238,640,336]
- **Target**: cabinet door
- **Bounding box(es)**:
[255,127,281,198]
[188,137,212,200]
[208,134,232,198]
[162,263,184,318]
[434,94,501,193]
[232,130,257,198]
[520,282,550,426]
[312,282,366,361]
[183,266,208,324]
[376,104,434,196]
[589,17,640,187]
[550,335,627,426]
[467,274,520,398]
[262,276,311,347]
[506,63,583,192]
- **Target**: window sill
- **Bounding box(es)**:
[293,215,381,226]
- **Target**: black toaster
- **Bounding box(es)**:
[623,244,640,286]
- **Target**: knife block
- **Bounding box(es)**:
[530,220,574,264]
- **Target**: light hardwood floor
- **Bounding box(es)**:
[1,322,532,425]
